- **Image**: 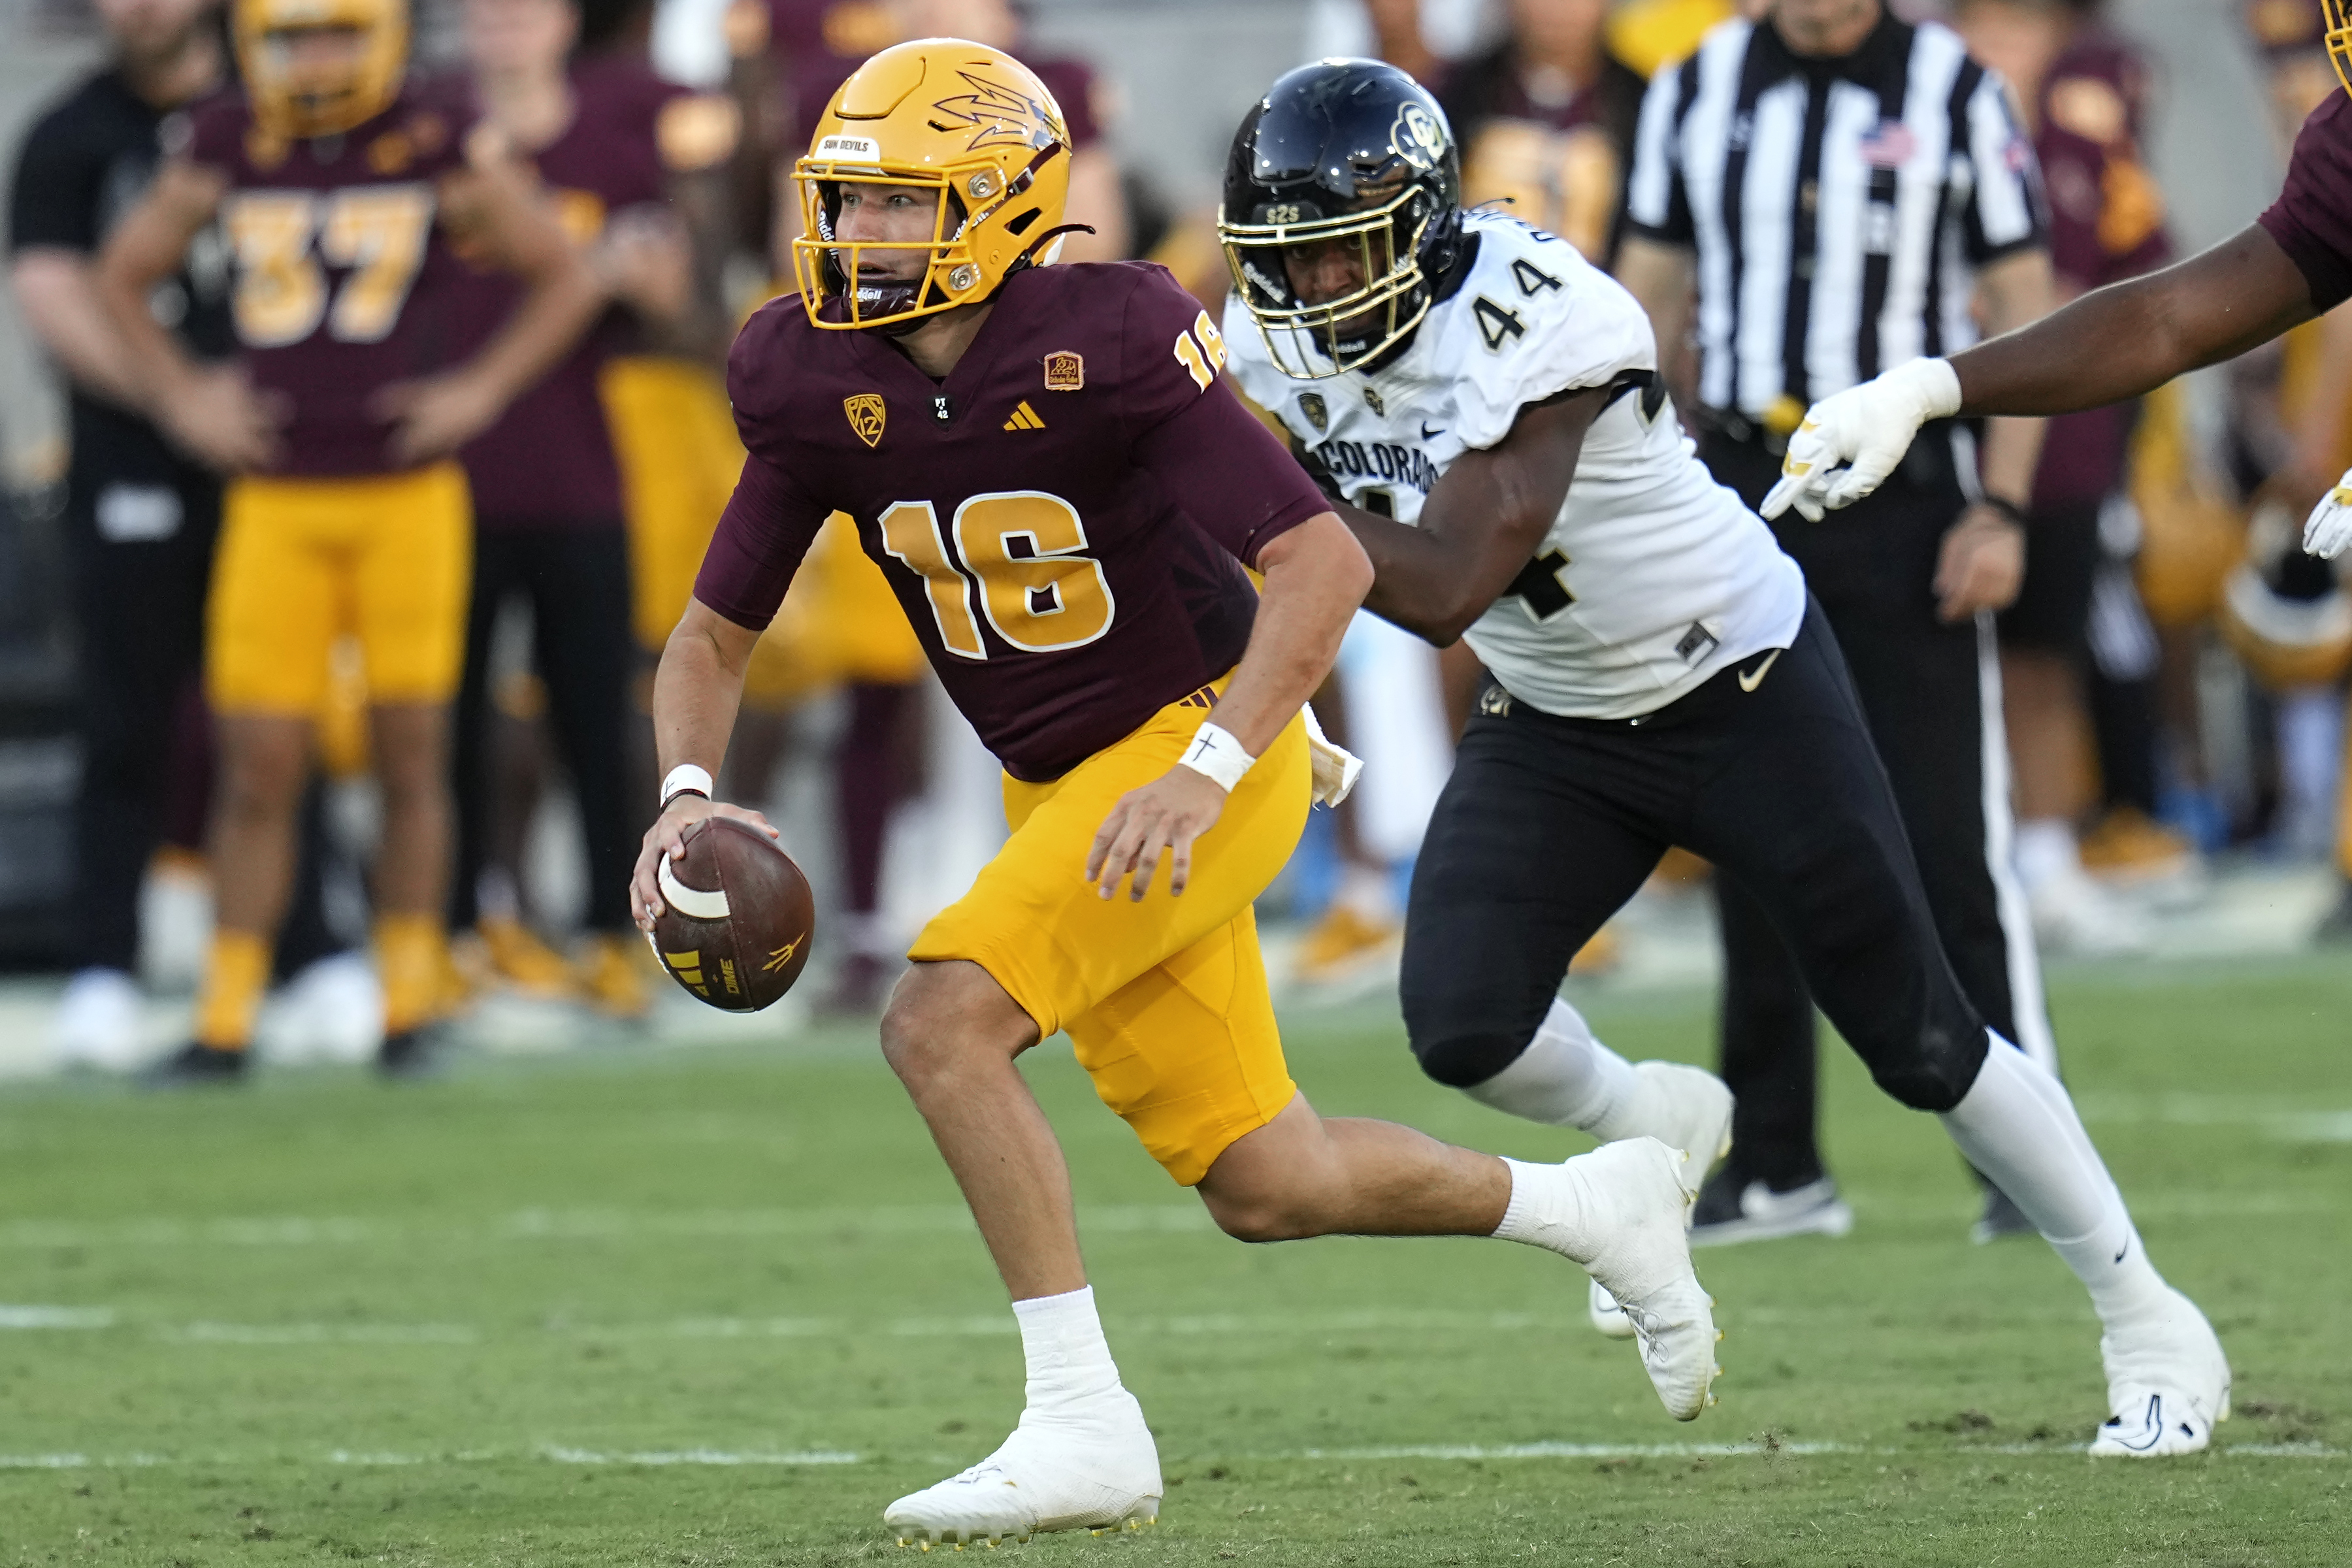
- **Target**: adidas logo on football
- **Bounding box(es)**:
[1002,400,1045,431]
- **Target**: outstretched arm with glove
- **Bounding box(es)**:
[1763,225,2322,529]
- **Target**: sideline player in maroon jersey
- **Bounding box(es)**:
[96,0,601,1079]
[1766,2,2352,567]
[632,38,1724,1549]
[444,0,738,1020]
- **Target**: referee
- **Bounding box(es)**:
[1616,0,2058,1243]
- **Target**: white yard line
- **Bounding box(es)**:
[3,1441,2340,1471]
[25,1307,1591,1346]
[4,1173,2341,1254]
[0,1305,114,1329]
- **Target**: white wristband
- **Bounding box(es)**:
[661,763,714,807]
[1177,722,1255,793]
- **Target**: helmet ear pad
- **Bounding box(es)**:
[1215,59,1466,379]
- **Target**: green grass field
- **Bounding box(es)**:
[3,956,2347,1566]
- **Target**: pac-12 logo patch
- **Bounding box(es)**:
[1390,102,1447,172]
[1043,351,1085,391]
[844,393,886,446]
[1299,391,1328,433]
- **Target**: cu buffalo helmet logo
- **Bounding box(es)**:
[1390,102,1447,172]
[844,394,886,446]
[1299,391,1328,433]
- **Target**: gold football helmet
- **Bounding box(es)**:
[235,0,410,140]
[2327,0,2352,97]
[792,39,1073,332]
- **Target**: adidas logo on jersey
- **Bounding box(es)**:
[1003,400,1045,432]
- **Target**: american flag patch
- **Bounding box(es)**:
[1859,122,1915,169]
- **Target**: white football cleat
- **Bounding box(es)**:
[2089,1286,2230,1458]
[1571,1137,1721,1420]
[884,1394,1162,1548]
[1590,1061,1734,1338]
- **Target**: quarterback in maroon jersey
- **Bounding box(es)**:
[95,0,600,1079]
[1767,2,2352,564]
[633,38,1723,1549]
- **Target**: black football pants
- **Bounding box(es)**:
[1701,432,2039,1186]
[1403,600,1991,1117]
[449,524,637,936]
[65,463,340,978]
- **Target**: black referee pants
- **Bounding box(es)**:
[449,524,638,936]
[1702,430,2036,1187]
[1402,601,1989,1113]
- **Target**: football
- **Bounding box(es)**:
[647,817,816,1011]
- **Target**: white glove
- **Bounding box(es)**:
[2302,470,2352,561]
[1300,702,1362,808]
[1760,357,1963,522]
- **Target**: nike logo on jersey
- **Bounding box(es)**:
[1420,423,1445,440]
[1737,648,1783,692]
[1003,400,1045,432]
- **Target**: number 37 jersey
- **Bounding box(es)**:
[180,86,476,477]
[1224,210,1804,721]
[699,262,1330,781]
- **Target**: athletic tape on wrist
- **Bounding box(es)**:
[660,763,714,807]
[1177,722,1254,793]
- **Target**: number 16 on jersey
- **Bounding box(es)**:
[878,490,1118,657]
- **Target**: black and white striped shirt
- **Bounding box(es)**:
[1624,12,2046,423]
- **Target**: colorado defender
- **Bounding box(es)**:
[636,39,1723,1550]
[1220,58,2227,1458]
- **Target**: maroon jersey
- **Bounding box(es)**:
[2029,32,2171,510]
[448,62,732,526]
[698,263,1328,781]
[181,84,478,477]
[2259,90,2352,314]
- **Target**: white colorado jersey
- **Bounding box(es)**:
[1224,210,1805,720]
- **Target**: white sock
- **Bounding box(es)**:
[1492,1156,1599,1260]
[1011,1286,1125,1420]
[1462,998,1643,1137]
[1492,1153,1682,1300]
[1938,1036,2170,1328]
[2012,819,2079,896]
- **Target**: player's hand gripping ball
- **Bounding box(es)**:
[647,818,817,1010]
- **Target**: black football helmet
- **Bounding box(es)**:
[1218,59,1466,379]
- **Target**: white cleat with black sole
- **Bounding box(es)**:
[1590,1062,1735,1340]
[885,1393,1162,1548]
[1567,1137,1722,1419]
[2089,1286,2231,1458]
